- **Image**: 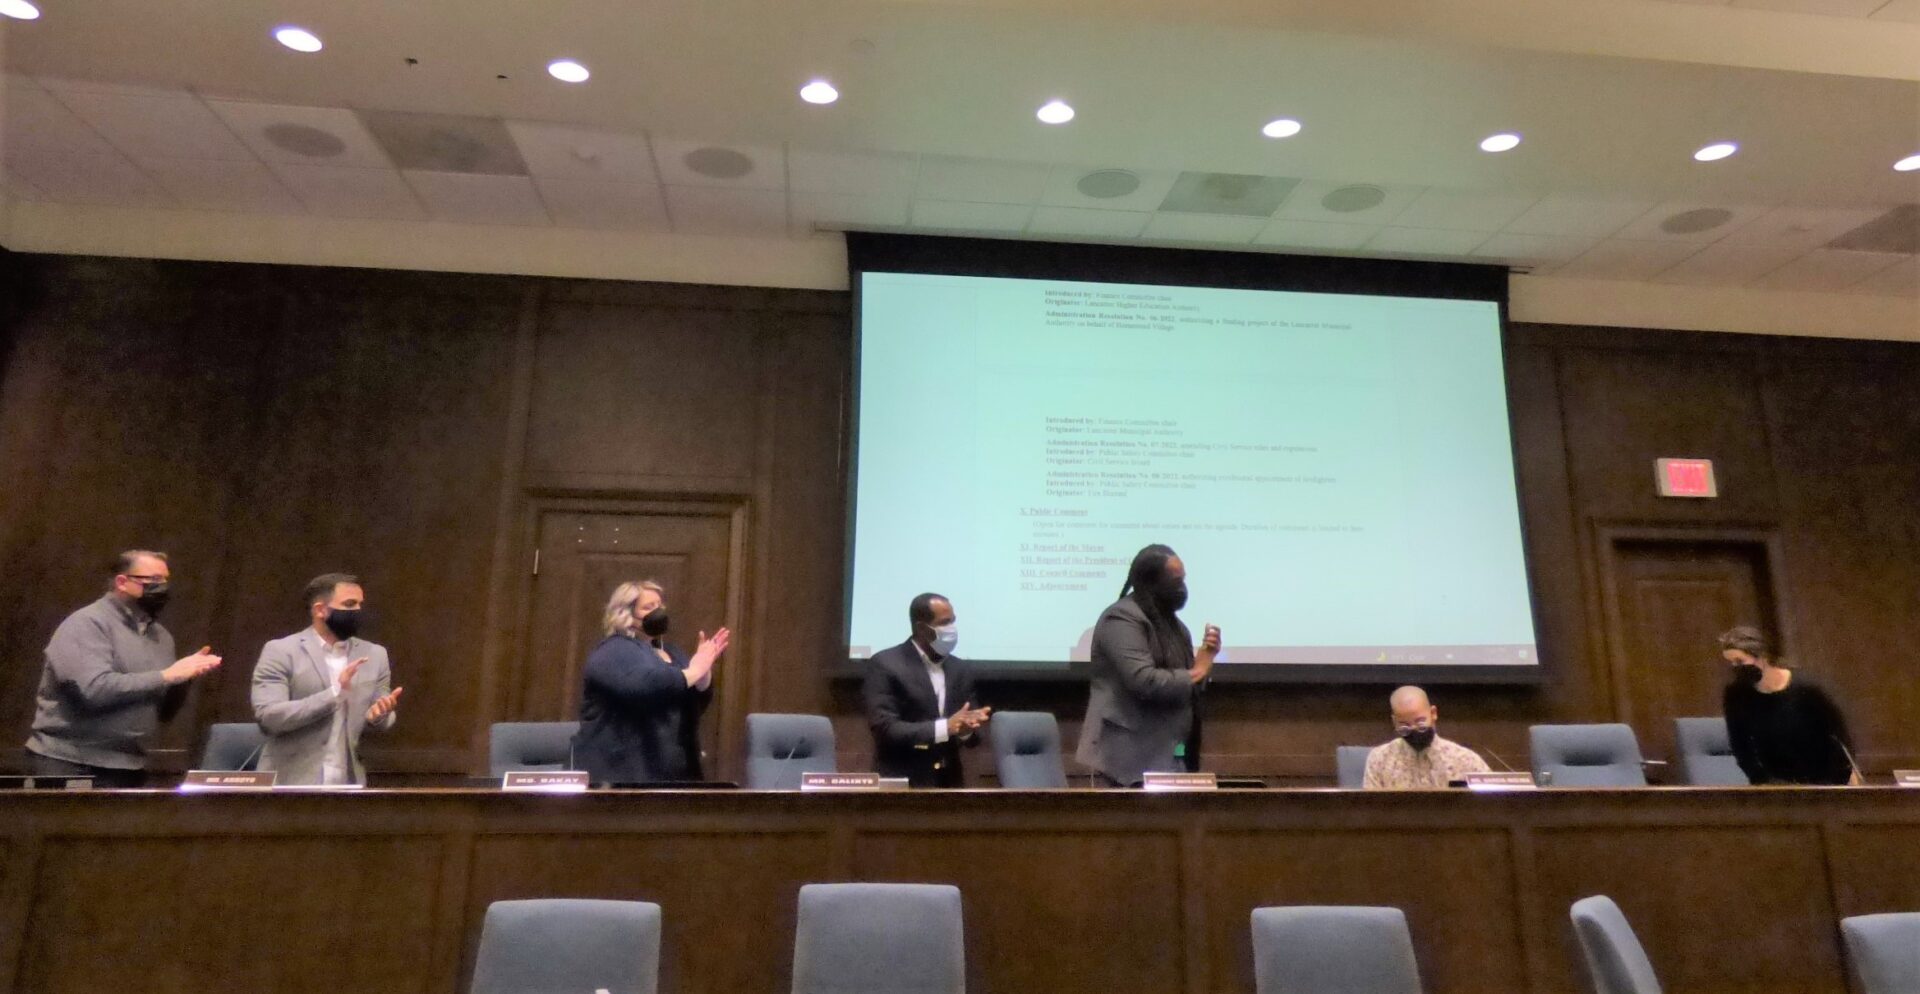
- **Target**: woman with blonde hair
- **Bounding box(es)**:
[571,579,730,783]
[1718,625,1856,785]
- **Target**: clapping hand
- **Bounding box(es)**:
[162,646,222,685]
[693,628,731,667]
[365,686,403,723]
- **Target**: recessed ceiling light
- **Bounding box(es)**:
[799,80,839,105]
[1479,132,1522,153]
[273,26,323,52]
[547,59,590,84]
[0,0,41,21]
[1036,100,1075,125]
[1895,153,1920,173]
[1694,141,1738,162]
[1261,118,1302,139]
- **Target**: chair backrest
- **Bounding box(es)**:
[1336,746,1373,789]
[470,898,661,994]
[792,883,964,994]
[1251,905,1424,994]
[1530,724,1647,787]
[745,713,836,790]
[990,711,1068,789]
[200,722,267,771]
[487,721,581,777]
[1841,912,1920,994]
[1672,716,1749,786]
[1569,895,1663,994]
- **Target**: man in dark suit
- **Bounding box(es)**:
[862,592,991,787]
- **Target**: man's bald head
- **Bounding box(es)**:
[1389,685,1437,733]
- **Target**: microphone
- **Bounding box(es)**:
[239,739,268,773]
[1481,747,1521,774]
[1834,736,1865,785]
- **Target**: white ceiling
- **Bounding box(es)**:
[1,0,1916,296]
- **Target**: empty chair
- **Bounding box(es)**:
[1672,716,1749,786]
[199,722,267,771]
[745,713,836,790]
[1530,724,1648,787]
[1336,745,1373,789]
[470,898,661,994]
[792,883,964,994]
[1842,912,1920,994]
[1251,905,1424,994]
[1569,895,1663,994]
[487,721,580,777]
[990,711,1068,789]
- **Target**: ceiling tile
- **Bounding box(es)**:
[1274,179,1424,225]
[791,191,910,232]
[1718,205,1886,252]
[404,171,551,226]
[1502,194,1652,239]
[1869,0,1920,21]
[666,186,788,236]
[1731,0,1887,14]
[1753,249,1904,291]
[507,121,657,184]
[137,157,305,214]
[652,139,783,190]
[910,200,1032,233]
[788,149,918,198]
[1654,240,1805,285]
[1555,239,1704,281]
[1391,189,1540,232]
[1039,166,1180,212]
[1365,227,1490,256]
[916,156,1049,205]
[270,164,425,220]
[1613,202,1767,242]
[47,85,253,162]
[1472,233,1598,266]
[1254,219,1379,251]
[3,147,172,207]
[1849,256,1920,295]
[5,76,121,156]
[535,178,668,230]
[1140,212,1265,244]
[1026,206,1151,238]
[205,101,392,170]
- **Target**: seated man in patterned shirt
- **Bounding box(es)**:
[1362,685,1490,789]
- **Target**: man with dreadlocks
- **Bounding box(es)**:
[1075,544,1221,786]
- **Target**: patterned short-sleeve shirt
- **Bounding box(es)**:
[1362,735,1491,789]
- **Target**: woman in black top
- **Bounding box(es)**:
[1718,626,1856,786]
[571,579,729,784]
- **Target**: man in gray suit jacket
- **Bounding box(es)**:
[1076,544,1219,786]
[251,573,402,785]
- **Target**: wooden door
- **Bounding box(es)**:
[1602,534,1780,768]
[518,502,746,773]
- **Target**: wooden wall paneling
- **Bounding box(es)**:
[1826,823,1920,919]
[0,836,28,994]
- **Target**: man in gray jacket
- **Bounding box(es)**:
[1075,544,1219,786]
[25,549,223,787]
[251,573,402,785]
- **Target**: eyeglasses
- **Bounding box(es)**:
[1393,721,1433,734]
[122,574,168,584]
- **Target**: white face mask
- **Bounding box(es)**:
[929,623,959,657]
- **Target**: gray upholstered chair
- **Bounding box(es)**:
[487,721,580,777]
[1569,895,1663,994]
[1251,905,1424,994]
[470,898,661,994]
[1842,912,1920,994]
[1672,716,1749,786]
[792,883,964,994]
[745,713,836,790]
[199,722,267,771]
[1336,745,1373,789]
[990,711,1068,788]
[1529,724,1648,787]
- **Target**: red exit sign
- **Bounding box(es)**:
[1655,458,1718,498]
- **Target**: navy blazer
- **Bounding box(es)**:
[862,639,979,788]
[572,635,712,784]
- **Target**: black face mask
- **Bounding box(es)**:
[1402,726,1437,752]
[1157,579,1189,613]
[640,608,670,639]
[1731,664,1763,688]
[134,582,171,618]
[324,608,363,641]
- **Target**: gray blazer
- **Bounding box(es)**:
[250,629,395,785]
[1075,597,1196,785]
